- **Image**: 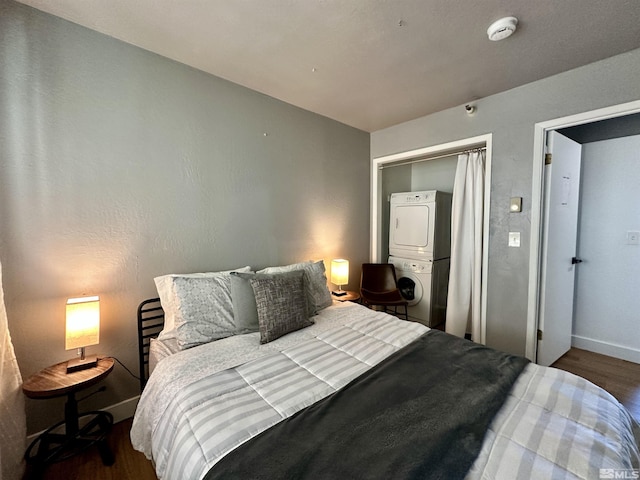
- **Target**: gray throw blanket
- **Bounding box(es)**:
[206,329,530,480]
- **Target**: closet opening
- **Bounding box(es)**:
[371,134,492,344]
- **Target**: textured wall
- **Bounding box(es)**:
[371,48,640,357]
[0,0,369,433]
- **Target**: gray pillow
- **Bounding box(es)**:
[230,272,262,334]
[171,275,237,349]
[154,266,251,340]
[231,270,315,334]
[257,260,332,313]
[250,273,313,344]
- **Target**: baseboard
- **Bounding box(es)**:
[107,395,140,423]
[571,335,640,364]
[27,395,140,443]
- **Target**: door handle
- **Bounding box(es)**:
[571,257,583,264]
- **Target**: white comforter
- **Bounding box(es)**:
[131,302,640,480]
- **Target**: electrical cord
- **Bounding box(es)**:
[76,357,140,404]
[98,356,141,381]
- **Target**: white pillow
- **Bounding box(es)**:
[257,260,332,313]
[154,267,251,342]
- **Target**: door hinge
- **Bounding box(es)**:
[544,153,552,165]
[537,329,543,341]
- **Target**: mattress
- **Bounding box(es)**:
[131,302,640,480]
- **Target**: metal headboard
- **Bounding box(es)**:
[137,298,165,391]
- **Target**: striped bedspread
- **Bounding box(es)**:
[130,302,640,480]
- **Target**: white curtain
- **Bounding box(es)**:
[0,261,26,480]
[446,150,485,341]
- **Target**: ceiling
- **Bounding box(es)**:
[16,0,640,132]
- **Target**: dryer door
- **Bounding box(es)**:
[389,203,435,259]
[393,204,430,247]
[396,273,423,307]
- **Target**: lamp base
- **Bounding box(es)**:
[332,290,347,297]
[66,355,98,373]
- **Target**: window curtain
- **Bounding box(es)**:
[445,150,485,341]
[0,261,26,480]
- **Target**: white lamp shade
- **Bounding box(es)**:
[65,296,100,350]
[330,259,349,286]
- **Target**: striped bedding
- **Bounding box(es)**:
[130,301,640,480]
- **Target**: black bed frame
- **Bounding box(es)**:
[136,298,165,391]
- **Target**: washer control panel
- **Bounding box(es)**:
[398,259,432,273]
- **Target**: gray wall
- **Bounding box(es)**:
[0,0,370,434]
[372,47,640,357]
[411,156,456,192]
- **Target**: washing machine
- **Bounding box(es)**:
[389,256,450,328]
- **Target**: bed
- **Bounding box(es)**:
[130,262,640,480]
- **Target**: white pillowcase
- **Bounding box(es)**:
[257,260,332,313]
[154,267,251,343]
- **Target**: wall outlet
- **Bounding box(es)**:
[627,231,640,245]
[508,232,521,247]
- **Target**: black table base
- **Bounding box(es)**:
[25,390,114,468]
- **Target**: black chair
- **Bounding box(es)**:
[360,263,409,320]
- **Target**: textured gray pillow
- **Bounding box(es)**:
[231,270,315,334]
[172,275,237,349]
[154,266,251,340]
[257,260,332,313]
[250,273,312,344]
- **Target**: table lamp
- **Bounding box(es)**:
[65,296,100,373]
[330,259,349,296]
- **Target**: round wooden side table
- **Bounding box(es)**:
[23,357,115,468]
[332,290,361,302]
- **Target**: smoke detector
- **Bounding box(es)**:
[487,16,518,41]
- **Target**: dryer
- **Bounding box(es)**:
[389,256,449,328]
[388,190,452,261]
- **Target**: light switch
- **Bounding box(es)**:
[508,232,521,247]
[510,197,522,213]
[628,231,640,245]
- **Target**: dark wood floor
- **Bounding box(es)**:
[23,417,158,480]
[25,347,639,480]
[551,347,640,423]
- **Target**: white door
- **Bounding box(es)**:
[537,131,582,366]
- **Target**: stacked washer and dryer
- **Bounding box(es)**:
[388,191,452,327]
